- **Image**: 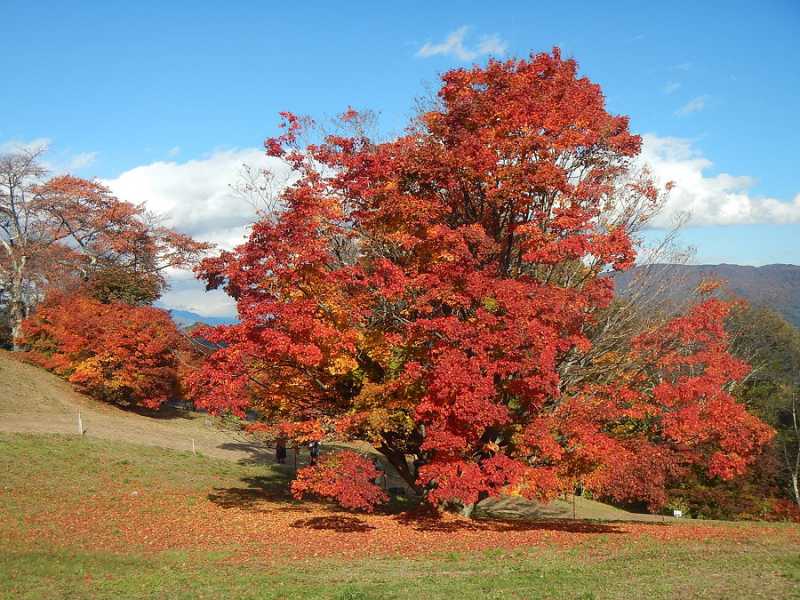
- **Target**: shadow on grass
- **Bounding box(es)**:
[290,515,376,533]
[217,441,277,465]
[217,441,321,469]
[128,403,195,421]
[394,507,624,534]
[208,472,626,535]
[207,475,311,514]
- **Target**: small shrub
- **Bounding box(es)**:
[291,451,388,511]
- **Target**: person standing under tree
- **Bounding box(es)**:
[275,432,287,465]
[309,440,320,466]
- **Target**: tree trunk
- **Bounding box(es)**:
[453,491,489,518]
[458,502,476,518]
[792,473,800,510]
[9,267,26,351]
[378,444,422,496]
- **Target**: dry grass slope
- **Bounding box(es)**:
[0,350,269,463]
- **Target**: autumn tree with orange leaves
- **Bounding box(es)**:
[189,50,772,513]
[21,292,185,409]
[0,147,209,349]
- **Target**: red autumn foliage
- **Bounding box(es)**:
[766,499,800,523]
[291,451,388,511]
[188,49,772,511]
[1,160,210,348]
[21,292,184,409]
[568,298,775,509]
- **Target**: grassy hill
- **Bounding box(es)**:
[1,433,798,599]
[1,353,799,598]
[0,350,661,523]
[0,350,269,464]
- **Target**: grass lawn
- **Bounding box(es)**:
[1,432,799,599]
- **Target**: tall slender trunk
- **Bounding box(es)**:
[10,298,26,351]
[786,393,800,509]
[9,259,26,351]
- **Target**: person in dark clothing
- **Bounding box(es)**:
[308,440,321,466]
[275,433,287,465]
[373,458,387,489]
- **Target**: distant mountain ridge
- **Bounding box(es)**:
[167,309,238,328]
[615,263,800,327]
[164,264,800,330]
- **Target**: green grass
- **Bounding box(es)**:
[0,432,278,489]
[1,433,799,599]
[3,539,799,599]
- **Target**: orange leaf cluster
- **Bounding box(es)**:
[21,292,184,409]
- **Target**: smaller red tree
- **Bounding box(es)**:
[1,151,210,349]
[565,296,776,510]
[291,451,388,511]
[21,292,184,409]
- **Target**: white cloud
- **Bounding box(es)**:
[476,34,508,57]
[675,95,709,116]
[104,148,288,249]
[68,151,97,170]
[105,148,293,317]
[167,146,181,157]
[641,134,800,227]
[663,81,681,94]
[416,26,508,61]
[152,268,236,317]
[157,280,237,317]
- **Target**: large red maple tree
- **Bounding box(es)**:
[189,50,772,511]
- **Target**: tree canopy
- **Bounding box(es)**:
[189,50,772,511]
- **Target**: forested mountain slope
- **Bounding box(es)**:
[615,264,800,326]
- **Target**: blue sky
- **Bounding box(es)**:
[2,1,798,314]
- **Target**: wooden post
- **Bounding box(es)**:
[572,493,576,519]
[77,410,83,435]
[192,439,196,455]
